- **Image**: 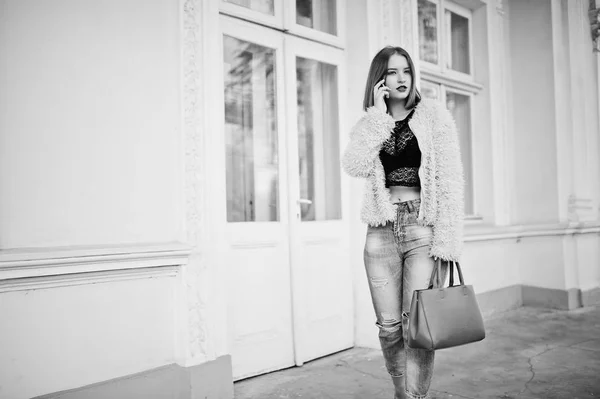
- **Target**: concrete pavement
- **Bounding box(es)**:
[234,306,600,399]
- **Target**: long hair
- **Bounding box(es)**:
[362,46,421,111]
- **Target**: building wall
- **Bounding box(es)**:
[0,1,192,398]
[0,0,184,248]
[508,0,559,224]
[0,272,177,399]
[0,0,599,397]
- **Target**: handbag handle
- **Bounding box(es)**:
[427,259,443,289]
[428,259,465,289]
[448,261,465,287]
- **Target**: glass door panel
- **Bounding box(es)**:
[223,36,279,222]
[445,9,470,74]
[418,0,439,65]
[295,0,337,35]
[295,57,341,221]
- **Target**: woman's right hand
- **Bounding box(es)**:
[373,79,389,113]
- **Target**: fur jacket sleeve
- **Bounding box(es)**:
[341,107,396,178]
[428,102,465,261]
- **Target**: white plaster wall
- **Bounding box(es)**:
[507,0,559,224]
[517,236,567,289]
[0,275,177,399]
[574,234,600,293]
[0,0,184,249]
[0,1,186,397]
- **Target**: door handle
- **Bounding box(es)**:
[297,199,313,205]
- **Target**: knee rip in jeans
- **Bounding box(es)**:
[377,313,402,333]
[369,276,388,289]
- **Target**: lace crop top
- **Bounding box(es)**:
[379,110,421,188]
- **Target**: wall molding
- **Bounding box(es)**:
[465,221,600,242]
[477,284,600,314]
[420,68,485,93]
[0,242,191,280]
[178,0,211,366]
[0,266,179,293]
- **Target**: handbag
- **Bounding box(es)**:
[406,259,486,350]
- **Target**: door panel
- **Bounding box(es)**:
[286,36,353,365]
[221,17,295,380]
[221,16,352,380]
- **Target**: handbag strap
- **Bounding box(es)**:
[448,261,466,287]
[429,260,466,289]
[427,258,443,289]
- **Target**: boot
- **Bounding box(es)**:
[392,375,408,399]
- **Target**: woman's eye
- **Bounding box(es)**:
[387,71,396,75]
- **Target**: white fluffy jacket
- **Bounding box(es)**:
[342,98,464,261]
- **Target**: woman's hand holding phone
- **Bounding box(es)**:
[373,79,389,113]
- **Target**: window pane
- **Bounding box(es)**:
[420,80,441,101]
[418,0,438,64]
[296,57,341,221]
[446,10,470,74]
[223,36,279,222]
[296,0,337,35]
[224,0,274,15]
[446,91,473,215]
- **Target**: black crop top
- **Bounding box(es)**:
[379,110,421,187]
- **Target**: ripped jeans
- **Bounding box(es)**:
[364,199,448,399]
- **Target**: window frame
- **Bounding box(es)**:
[220,0,285,30]
[443,86,477,218]
[419,0,475,81]
[442,0,474,81]
[220,0,345,48]
[418,0,483,219]
[418,0,443,72]
[284,35,346,223]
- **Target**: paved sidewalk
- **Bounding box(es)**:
[234,306,600,399]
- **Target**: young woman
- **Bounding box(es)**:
[342,46,464,399]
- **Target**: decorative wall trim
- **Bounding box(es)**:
[399,0,415,52]
[465,221,600,242]
[0,266,179,293]
[495,0,505,16]
[0,243,191,280]
[231,241,278,249]
[420,68,485,93]
[180,0,210,366]
[381,0,392,45]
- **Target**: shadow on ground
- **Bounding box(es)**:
[234,306,600,399]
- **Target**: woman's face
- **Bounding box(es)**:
[384,53,412,102]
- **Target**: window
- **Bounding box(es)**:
[296,0,337,35]
[296,57,341,221]
[418,0,478,216]
[223,36,279,222]
[220,1,344,224]
[220,0,343,47]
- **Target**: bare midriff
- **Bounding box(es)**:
[389,185,421,203]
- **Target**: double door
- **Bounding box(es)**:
[218,16,353,379]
